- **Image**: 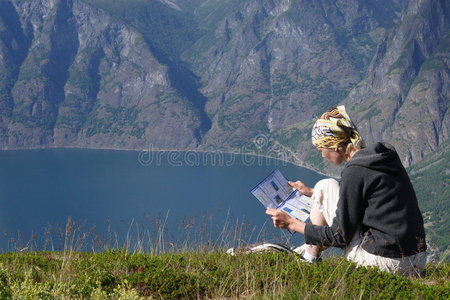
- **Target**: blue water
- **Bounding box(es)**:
[0,149,324,252]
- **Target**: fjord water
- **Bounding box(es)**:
[0,149,324,251]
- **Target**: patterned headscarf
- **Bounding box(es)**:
[311,105,365,149]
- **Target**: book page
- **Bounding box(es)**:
[251,170,313,223]
[250,170,292,208]
[278,191,312,222]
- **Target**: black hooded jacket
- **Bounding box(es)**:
[304,142,427,258]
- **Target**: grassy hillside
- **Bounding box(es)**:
[408,140,450,258]
[0,251,448,299]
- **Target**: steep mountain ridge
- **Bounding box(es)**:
[1,0,412,152]
[344,0,449,166]
[187,0,405,149]
[0,0,202,149]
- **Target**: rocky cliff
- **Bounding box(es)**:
[343,0,449,167]
[190,0,405,150]
[3,0,443,159]
[0,0,203,150]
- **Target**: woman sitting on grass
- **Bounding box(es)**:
[266,106,427,276]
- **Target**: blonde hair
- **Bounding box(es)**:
[338,142,359,161]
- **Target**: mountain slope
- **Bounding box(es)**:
[0,0,202,149]
[187,0,405,149]
[408,140,450,255]
[343,0,449,167]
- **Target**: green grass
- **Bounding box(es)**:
[0,251,448,299]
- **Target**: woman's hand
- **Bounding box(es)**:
[288,180,313,197]
[265,208,306,234]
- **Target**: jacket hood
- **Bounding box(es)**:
[346,142,404,174]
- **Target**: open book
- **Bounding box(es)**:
[251,170,313,227]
